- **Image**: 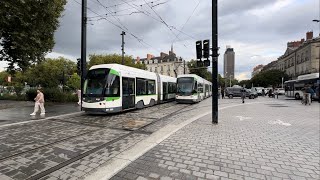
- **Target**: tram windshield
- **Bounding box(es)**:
[177,77,195,95]
[84,68,120,97]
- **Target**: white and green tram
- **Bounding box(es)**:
[176,74,212,103]
[82,64,176,114]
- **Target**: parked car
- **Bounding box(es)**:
[225,87,256,99]
[252,87,264,95]
[249,88,259,98]
[275,88,285,95]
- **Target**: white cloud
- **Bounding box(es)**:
[1,0,319,81]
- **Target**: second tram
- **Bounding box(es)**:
[176,74,212,103]
[82,64,176,114]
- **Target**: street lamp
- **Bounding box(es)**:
[229,75,233,87]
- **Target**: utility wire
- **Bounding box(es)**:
[94,0,128,31]
[172,0,200,44]
[72,0,162,53]
[142,0,187,47]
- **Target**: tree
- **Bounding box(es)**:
[88,54,146,70]
[251,70,289,88]
[187,60,212,81]
[0,71,9,85]
[23,57,76,88]
[0,0,67,72]
[67,73,81,90]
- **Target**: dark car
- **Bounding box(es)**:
[225,87,256,99]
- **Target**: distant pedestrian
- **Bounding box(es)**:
[262,89,265,97]
[221,88,225,99]
[77,89,81,105]
[241,87,246,103]
[30,88,45,116]
[306,85,314,104]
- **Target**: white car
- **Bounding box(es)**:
[275,88,285,95]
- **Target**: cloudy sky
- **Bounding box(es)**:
[1,0,319,80]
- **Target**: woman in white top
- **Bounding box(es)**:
[30,88,45,115]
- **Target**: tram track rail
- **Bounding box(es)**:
[25,104,189,180]
[0,103,189,180]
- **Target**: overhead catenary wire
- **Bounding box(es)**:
[142,0,187,47]
[172,0,200,44]
[72,0,162,53]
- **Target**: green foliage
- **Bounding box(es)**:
[67,73,80,90]
[23,57,76,88]
[187,60,212,82]
[0,71,9,85]
[251,69,289,87]
[88,54,146,70]
[25,88,77,102]
[0,0,67,72]
[0,94,26,101]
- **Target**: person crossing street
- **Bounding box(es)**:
[30,88,45,115]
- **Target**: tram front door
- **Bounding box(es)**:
[122,77,135,110]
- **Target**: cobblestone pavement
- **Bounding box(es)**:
[0,101,204,180]
[111,98,320,180]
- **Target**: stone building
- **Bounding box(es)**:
[262,32,320,79]
[224,46,235,79]
[252,64,264,77]
[135,46,189,77]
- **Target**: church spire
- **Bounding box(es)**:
[171,44,173,53]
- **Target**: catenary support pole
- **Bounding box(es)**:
[81,0,87,111]
[212,0,218,124]
[121,31,126,65]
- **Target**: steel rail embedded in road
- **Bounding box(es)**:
[0,102,190,180]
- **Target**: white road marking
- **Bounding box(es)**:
[235,116,252,121]
[268,119,291,126]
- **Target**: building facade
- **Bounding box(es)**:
[263,32,320,79]
[135,46,189,77]
[252,64,264,77]
[224,46,235,79]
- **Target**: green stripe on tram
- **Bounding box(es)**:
[109,69,120,76]
[105,97,120,101]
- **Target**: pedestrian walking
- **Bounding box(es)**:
[77,89,81,105]
[262,89,265,97]
[241,87,246,103]
[30,88,45,115]
[221,87,225,99]
[306,85,314,104]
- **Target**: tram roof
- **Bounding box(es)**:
[89,64,176,81]
[177,74,211,85]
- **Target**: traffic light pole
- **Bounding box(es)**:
[81,0,87,110]
[212,0,218,124]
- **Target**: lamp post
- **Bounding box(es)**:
[229,75,233,87]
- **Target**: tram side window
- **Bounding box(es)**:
[163,82,168,94]
[205,84,209,92]
[147,80,156,95]
[198,83,204,93]
[137,78,147,95]
[105,76,120,97]
[168,82,176,93]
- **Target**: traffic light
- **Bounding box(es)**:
[196,40,202,59]
[77,58,81,75]
[203,39,210,58]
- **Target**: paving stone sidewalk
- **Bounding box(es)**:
[111,99,320,180]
